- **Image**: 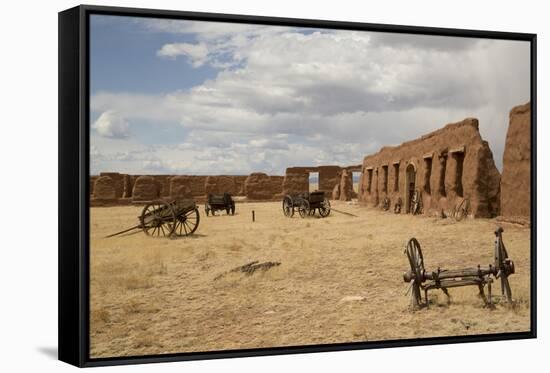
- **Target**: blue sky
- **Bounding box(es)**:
[89,15,530,176]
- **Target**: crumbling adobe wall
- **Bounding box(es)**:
[359,118,501,218]
[244,173,278,200]
[339,169,354,201]
[92,176,117,200]
[233,176,248,195]
[167,176,207,197]
[318,166,342,195]
[332,184,340,200]
[501,102,531,221]
[99,172,125,199]
[151,176,171,198]
[282,167,310,195]
[205,176,229,195]
[90,176,99,196]
[269,176,284,197]
[132,176,160,201]
[169,176,193,199]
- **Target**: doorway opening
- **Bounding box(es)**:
[382,165,389,193]
[438,154,447,197]
[405,163,416,213]
[352,172,361,195]
[423,157,432,195]
[366,168,373,193]
[452,152,464,197]
[393,163,400,192]
[309,172,319,193]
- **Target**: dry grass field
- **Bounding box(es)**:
[90,200,531,358]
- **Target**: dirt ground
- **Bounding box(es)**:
[89,200,531,358]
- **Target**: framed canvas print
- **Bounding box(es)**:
[58,4,537,367]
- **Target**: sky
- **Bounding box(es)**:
[89,15,530,176]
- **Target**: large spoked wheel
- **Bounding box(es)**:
[394,198,402,214]
[282,196,294,217]
[411,191,421,215]
[298,199,310,218]
[454,198,469,221]
[382,197,390,211]
[319,198,331,217]
[173,208,200,237]
[141,200,176,237]
[405,238,425,308]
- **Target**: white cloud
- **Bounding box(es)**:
[157,42,209,67]
[90,21,530,174]
[92,110,130,139]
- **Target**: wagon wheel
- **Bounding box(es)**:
[382,197,390,211]
[298,199,310,218]
[173,207,200,237]
[454,198,469,221]
[282,196,294,217]
[405,238,425,308]
[394,198,402,214]
[411,190,421,215]
[318,198,331,218]
[140,200,176,237]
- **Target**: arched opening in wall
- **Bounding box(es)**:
[393,162,400,192]
[382,165,388,193]
[366,168,373,193]
[352,172,361,195]
[423,156,432,195]
[452,151,464,197]
[309,172,319,192]
[438,154,447,197]
[405,163,416,213]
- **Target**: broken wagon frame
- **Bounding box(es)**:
[403,227,515,309]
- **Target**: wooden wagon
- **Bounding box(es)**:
[106,198,200,238]
[205,193,235,216]
[282,191,331,218]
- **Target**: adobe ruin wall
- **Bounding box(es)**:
[91,163,361,206]
[500,102,531,223]
[358,118,501,218]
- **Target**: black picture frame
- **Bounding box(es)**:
[59,4,537,368]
